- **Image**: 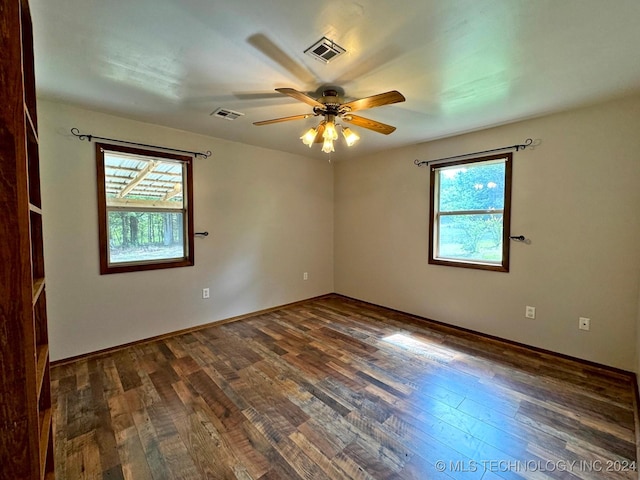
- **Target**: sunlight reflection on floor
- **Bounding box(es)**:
[382,333,457,364]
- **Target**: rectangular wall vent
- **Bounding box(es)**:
[304,37,346,64]
[210,108,245,121]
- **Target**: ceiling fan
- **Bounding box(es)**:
[253,87,406,153]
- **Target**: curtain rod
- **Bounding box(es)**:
[70,128,212,158]
[414,138,532,167]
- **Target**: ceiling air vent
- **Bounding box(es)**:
[210,108,245,121]
[304,37,346,64]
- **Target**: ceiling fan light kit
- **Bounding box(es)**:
[341,127,360,147]
[255,87,405,154]
[300,115,359,152]
[300,128,317,147]
[322,138,335,153]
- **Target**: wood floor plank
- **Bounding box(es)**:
[147,403,202,479]
[89,369,121,474]
[183,409,240,479]
[64,431,103,480]
[52,295,638,479]
[115,425,154,480]
[129,406,172,480]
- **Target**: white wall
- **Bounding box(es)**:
[39,99,334,361]
[39,96,640,371]
[334,95,640,371]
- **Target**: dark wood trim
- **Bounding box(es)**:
[334,293,636,378]
[95,142,195,163]
[502,154,513,268]
[54,290,635,379]
[51,288,640,458]
[95,142,109,273]
[51,293,335,366]
[51,294,637,478]
[95,142,195,274]
[185,150,195,265]
[428,152,513,273]
[1,0,54,476]
[426,257,509,272]
[351,291,639,447]
[427,163,436,262]
[633,374,640,464]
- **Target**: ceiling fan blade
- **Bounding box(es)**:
[234,91,289,101]
[275,88,324,108]
[341,90,405,113]
[248,34,317,85]
[253,114,313,126]
[314,123,325,143]
[343,114,397,134]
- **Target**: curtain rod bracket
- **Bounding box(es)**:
[414,138,533,167]
[70,128,212,158]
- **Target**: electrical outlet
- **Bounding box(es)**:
[303,272,308,280]
[202,288,210,299]
[579,317,590,331]
[525,306,536,319]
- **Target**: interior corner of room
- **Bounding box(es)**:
[38,95,640,374]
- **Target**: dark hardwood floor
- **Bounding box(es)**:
[51,295,638,479]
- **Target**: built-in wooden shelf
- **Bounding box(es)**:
[38,409,52,475]
[32,277,45,305]
[25,106,38,143]
[1,0,55,477]
[29,203,43,215]
[36,344,49,397]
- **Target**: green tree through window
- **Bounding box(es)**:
[96,143,194,274]
[429,153,512,272]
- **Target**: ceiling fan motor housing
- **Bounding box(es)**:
[253,87,404,137]
[315,89,348,116]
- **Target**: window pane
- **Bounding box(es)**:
[437,214,503,263]
[104,153,184,209]
[107,211,185,264]
[97,143,194,274]
[439,161,505,212]
[429,153,511,271]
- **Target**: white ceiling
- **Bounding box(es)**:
[30,0,640,160]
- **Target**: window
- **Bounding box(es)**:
[429,152,512,272]
[96,143,194,274]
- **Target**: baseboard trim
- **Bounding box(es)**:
[633,374,640,465]
[333,293,635,378]
[335,293,640,457]
[51,293,334,367]
[54,291,635,378]
[50,290,640,451]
